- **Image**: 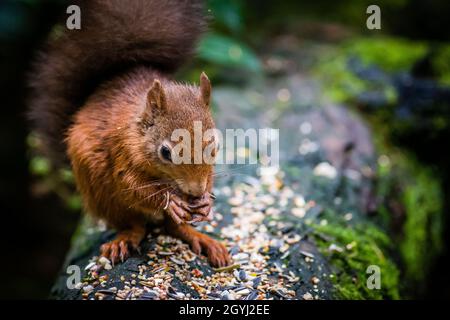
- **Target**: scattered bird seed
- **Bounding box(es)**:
[140,291,158,300]
[303,292,314,300]
[220,290,232,300]
[238,270,247,282]
[299,250,315,258]
[252,277,262,289]
[80,171,330,300]
[311,276,320,284]
[247,290,259,300]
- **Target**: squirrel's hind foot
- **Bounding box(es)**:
[100,226,145,265]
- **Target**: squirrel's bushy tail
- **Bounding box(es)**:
[29,0,206,163]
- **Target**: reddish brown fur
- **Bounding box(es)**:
[29,0,206,164]
[66,67,230,266]
[30,1,230,267]
[66,67,214,228]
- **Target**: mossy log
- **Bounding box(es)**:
[51,78,400,300]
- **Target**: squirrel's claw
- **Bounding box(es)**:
[119,241,128,263]
[100,234,143,265]
[167,202,186,224]
[187,209,213,225]
[188,194,211,211]
[167,192,214,224]
[170,193,192,212]
[100,239,130,265]
[190,234,231,268]
[188,201,208,210]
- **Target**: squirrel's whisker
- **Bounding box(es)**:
[211,164,255,177]
[208,191,216,199]
[128,185,174,209]
[122,178,175,193]
[211,172,247,179]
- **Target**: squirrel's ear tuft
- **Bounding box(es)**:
[199,72,211,107]
[141,79,166,128]
[147,79,166,109]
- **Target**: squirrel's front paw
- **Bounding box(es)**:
[166,193,192,224]
[166,192,214,224]
[187,194,213,223]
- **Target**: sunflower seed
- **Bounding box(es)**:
[246,290,258,300]
[238,270,247,282]
[252,277,262,289]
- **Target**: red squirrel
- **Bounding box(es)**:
[29,0,230,267]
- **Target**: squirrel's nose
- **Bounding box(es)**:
[186,187,204,198]
[184,181,207,198]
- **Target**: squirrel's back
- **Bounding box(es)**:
[28,0,206,163]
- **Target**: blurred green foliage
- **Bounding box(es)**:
[346,37,427,71]
[375,149,444,292]
[314,48,375,103]
[434,45,450,86]
[197,34,261,72]
[207,0,243,34]
[27,133,82,211]
[401,165,443,282]
[313,37,450,103]
[190,0,263,79]
[366,101,445,295]
[29,156,51,176]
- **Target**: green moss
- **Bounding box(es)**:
[399,163,443,282]
[433,44,450,86]
[371,128,444,292]
[370,114,444,287]
[313,47,369,103]
[344,37,427,72]
[313,36,445,295]
[312,219,400,299]
[313,36,431,104]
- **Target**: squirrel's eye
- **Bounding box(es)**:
[160,145,172,163]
